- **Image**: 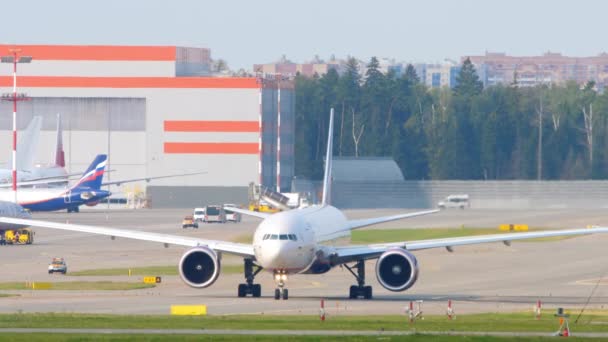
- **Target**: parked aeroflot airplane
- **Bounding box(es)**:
[0,153,204,213]
[2,109,608,300]
[0,154,110,212]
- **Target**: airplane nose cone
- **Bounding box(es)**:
[259,242,290,269]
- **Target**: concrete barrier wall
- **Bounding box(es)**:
[149,180,608,209]
[331,180,608,209]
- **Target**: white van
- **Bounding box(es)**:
[437,194,470,209]
[193,207,206,222]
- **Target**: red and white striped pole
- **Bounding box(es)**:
[11,50,18,203]
[319,299,325,321]
[447,299,454,320]
[276,75,281,193]
[1,49,31,203]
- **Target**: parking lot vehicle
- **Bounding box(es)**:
[437,194,470,209]
[182,215,199,229]
[224,204,241,223]
[48,257,67,274]
[193,207,206,222]
[204,205,226,223]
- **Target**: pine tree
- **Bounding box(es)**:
[453,58,483,97]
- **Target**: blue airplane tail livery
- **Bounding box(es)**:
[72,154,107,190]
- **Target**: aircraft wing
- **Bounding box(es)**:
[0,217,254,257]
[332,226,608,264]
[346,209,440,230]
[102,171,206,186]
[224,206,270,219]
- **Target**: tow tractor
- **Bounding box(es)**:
[2,227,34,245]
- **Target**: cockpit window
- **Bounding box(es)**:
[279,234,288,240]
[270,234,278,240]
[288,234,297,241]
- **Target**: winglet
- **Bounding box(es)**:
[321,108,334,206]
[54,113,65,167]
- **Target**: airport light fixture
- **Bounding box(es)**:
[1,48,32,203]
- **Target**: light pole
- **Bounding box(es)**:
[1,49,32,203]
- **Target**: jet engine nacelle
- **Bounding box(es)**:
[178,247,220,288]
[375,248,419,292]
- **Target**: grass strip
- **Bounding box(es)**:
[0,311,606,332]
[0,333,584,342]
[351,227,575,244]
[0,282,155,291]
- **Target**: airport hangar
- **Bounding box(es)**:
[0,44,295,207]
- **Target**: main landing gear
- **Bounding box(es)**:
[344,260,372,299]
[67,206,80,213]
[237,258,262,298]
[273,270,288,300]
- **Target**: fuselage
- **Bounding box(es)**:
[252,205,349,274]
[0,186,110,212]
[0,166,68,186]
[0,201,32,230]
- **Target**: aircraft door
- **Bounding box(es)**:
[64,191,72,203]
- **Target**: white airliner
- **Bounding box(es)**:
[2,109,608,300]
[0,114,68,186]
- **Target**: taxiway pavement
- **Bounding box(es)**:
[1,208,607,316]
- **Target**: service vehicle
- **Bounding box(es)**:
[438,194,470,209]
[193,207,206,222]
[182,215,199,229]
[204,205,226,223]
[4,227,34,244]
[223,204,242,223]
[48,257,67,274]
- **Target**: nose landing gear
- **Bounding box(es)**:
[273,270,289,300]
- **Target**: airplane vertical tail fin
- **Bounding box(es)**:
[54,113,65,167]
[13,116,42,172]
[72,154,107,190]
[321,108,334,206]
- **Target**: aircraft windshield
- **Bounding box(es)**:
[262,234,297,241]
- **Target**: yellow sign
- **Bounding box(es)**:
[170,305,207,316]
[499,224,529,232]
[143,276,162,284]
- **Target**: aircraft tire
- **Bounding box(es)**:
[364,286,372,299]
[237,284,247,297]
[252,284,261,297]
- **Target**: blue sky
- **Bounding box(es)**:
[3,0,606,70]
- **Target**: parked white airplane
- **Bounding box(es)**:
[2,109,608,300]
[0,114,68,186]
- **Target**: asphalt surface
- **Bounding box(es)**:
[1,207,608,316]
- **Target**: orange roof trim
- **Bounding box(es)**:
[0,45,176,61]
[164,142,258,154]
[164,120,259,132]
[0,76,259,89]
